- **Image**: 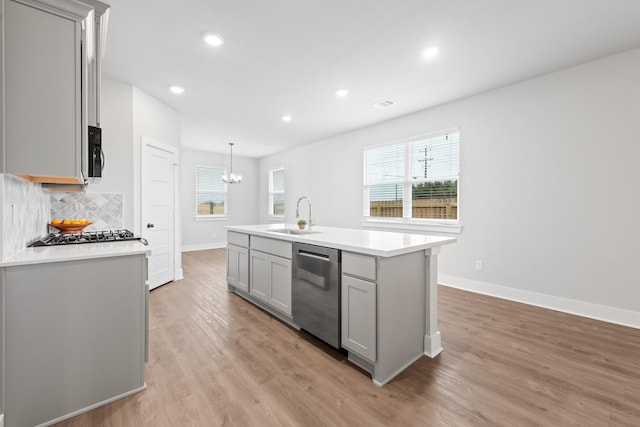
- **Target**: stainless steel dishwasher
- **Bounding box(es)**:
[292,242,341,349]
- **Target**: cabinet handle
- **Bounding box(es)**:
[147,223,155,228]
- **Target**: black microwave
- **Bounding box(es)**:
[87,125,103,183]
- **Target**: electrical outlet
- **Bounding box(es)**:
[475,260,484,271]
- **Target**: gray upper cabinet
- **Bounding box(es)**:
[83,0,110,127]
[0,0,106,184]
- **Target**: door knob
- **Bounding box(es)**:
[147,223,155,228]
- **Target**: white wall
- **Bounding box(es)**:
[98,79,184,278]
[94,80,183,234]
[88,78,134,228]
[258,48,640,327]
[180,149,259,251]
[131,87,181,234]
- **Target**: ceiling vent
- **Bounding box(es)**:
[371,100,395,110]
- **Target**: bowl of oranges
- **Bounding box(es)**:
[50,218,92,234]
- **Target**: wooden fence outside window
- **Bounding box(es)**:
[370,198,457,219]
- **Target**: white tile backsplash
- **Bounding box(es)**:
[50,192,124,231]
[0,175,125,260]
[1,174,50,260]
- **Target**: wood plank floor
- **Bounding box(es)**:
[56,249,640,426]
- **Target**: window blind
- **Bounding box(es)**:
[197,166,224,192]
[196,166,226,216]
[269,167,285,216]
[410,132,460,182]
[272,169,285,192]
[366,144,405,184]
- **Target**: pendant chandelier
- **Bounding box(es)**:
[222,142,242,184]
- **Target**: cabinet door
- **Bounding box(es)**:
[342,275,377,361]
[249,250,292,315]
[3,0,91,180]
[227,245,239,285]
[269,256,292,315]
[250,250,270,303]
[227,244,249,292]
[237,246,250,292]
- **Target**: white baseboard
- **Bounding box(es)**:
[439,274,640,329]
[181,242,227,252]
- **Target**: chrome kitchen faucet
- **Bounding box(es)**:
[296,196,314,228]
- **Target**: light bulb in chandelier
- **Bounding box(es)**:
[222,173,243,184]
[222,142,243,184]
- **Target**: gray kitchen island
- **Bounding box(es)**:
[226,224,456,386]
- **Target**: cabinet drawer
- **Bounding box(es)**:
[227,231,249,248]
[251,236,292,259]
[343,252,376,281]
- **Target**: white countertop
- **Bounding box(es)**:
[0,241,151,267]
[226,224,456,257]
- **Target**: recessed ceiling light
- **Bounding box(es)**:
[336,89,349,97]
[262,144,272,148]
[422,46,439,59]
[281,115,292,123]
[169,85,185,95]
[203,33,224,47]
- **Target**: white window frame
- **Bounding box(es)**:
[361,128,462,234]
[268,166,285,219]
[195,165,228,221]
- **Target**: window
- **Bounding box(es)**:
[364,128,460,228]
[269,167,285,216]
[196,165,227,217]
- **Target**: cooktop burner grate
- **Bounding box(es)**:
[28,229,148,247]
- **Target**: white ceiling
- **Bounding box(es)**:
[102,0,640,158]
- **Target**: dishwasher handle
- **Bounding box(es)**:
[298,250,332,262]
[293,242,340,263]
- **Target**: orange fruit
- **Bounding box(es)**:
[51,218,62,225]
[62,219,72,225]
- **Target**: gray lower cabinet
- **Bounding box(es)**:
[341,275,377,362]
[341,252,377,362]
[249,249,292,316]
[227,231,250,293]
[227,244,249,292]
[1,254,147,427]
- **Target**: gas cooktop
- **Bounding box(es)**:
[28,229,148,247]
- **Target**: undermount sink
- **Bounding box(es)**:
[268,227,321,235]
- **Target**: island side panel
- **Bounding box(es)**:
[374,251,426,385]
[424,246,442,357]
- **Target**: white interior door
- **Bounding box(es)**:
[141,138,177,289]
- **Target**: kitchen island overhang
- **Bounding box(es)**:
[226,224,456,386]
